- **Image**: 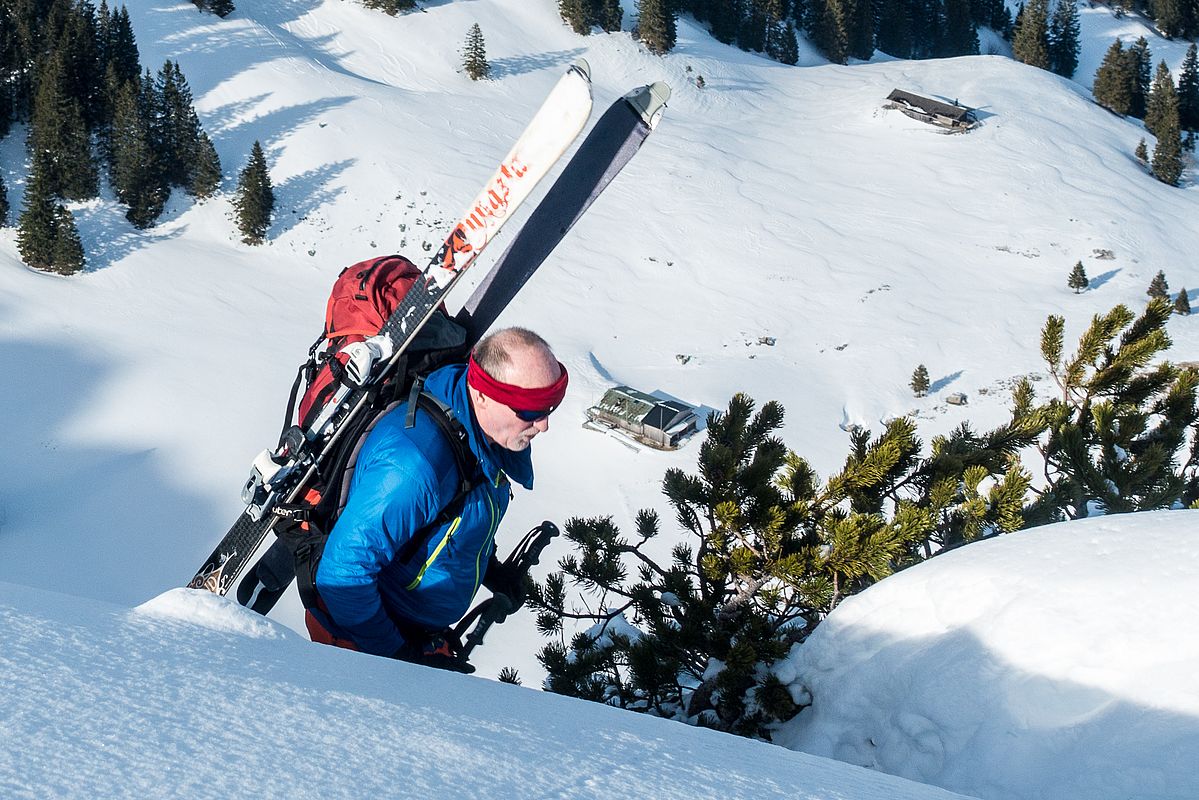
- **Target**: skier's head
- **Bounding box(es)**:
[468,328,567,452]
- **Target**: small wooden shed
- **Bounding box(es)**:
[586,386,698,450]
[885,89,977,131]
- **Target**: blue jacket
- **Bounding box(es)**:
[313,363,534,656]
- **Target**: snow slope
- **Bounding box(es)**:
[0,580,973,800]
[774,511,1199,800]
[0,0,1197,796]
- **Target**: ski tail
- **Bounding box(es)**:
[458,81,671,341]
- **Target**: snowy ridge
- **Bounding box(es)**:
[0,581,971,800]
[774,511,1199,800]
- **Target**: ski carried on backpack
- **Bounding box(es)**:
[233,78,674,617]
[187,59,594,598]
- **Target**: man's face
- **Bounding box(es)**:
[470,345,560,452]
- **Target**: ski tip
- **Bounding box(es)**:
[571,58,592,83]
[624,81,672,129]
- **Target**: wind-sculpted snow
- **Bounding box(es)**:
[134,587,292,640]
[0,582,970,799]
[774,511,1199,800]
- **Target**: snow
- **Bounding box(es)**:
[0,580,970,800]
[773,511,1199,800]
[0,0,1197,796]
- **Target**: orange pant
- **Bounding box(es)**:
[305,609,360,651]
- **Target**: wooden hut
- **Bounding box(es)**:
[585,386,698,450]
[885,89,977,131]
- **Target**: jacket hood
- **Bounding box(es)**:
[423,363,535,490]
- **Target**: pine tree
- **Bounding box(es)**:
[844,0,875,60]
[736,0,768,52]
[1136,137,1149,162]
[17,155,84,274]
[0,174,8,227]
[47,0,103,131]
[876,0,914,57]
[50,205,85,274]
[1176,288,1191,315]
[207,0,235,16]
[156,61,204,188]
[1146,62,1184,186]
[1030,301,1199,520]
[104,5,140,87]
[109,76,165,228]
[1177,44,1199,133]
[911,364,931,396]
[463,23,489,80]
[980,0,1013,37]
[189,131,222,199]
[28,50,98,202]
[1093,40,1133,115]
[1012,0,1050,69]
[1068,260,1089,293]
[1148,270,1170,300]
[361,0,417,14]
[943,0,980,56]
[559,0,591,34]
[531,392,1045,737]
[18,157,58,271]
[910,0,945,58]
[1047,0,1079,77]
[595,0,623,31]
[708,0,740,43]
[1128,37,1151,119]
[1145,60,1175,141]
[1153,0,1188,37]
[637,0,677,54]
[234,140,274,245]
[769,21,800,64]
[1151,109,1184,186]
[807,0,847,63]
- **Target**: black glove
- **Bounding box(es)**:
[393,634,475,674]
[482,554,527,607]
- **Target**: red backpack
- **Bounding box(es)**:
[295,254,425,427]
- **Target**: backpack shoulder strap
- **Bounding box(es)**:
[393,378,483,565]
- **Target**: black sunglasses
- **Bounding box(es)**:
[513,406,555,423]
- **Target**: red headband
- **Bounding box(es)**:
[467,354,569,412]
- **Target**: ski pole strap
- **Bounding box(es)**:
[453,521,560,662]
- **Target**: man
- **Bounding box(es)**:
[304,327,567,670]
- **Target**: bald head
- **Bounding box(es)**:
[472,328,558,386]
[468,327,563,451]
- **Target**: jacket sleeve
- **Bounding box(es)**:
[315,440,446,656]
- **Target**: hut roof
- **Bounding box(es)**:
[593,387,696,432]
[886,89,973,122]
